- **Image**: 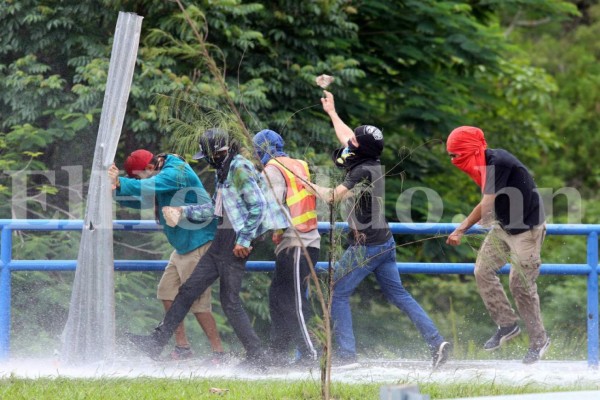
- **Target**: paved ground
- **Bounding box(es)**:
[449,391,600,400]
[1,357,599,389]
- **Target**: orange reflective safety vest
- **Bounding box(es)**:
[266,157,318,233]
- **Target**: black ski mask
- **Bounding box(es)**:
[193,128,239,183]
[207,151,228,169]
[332,125,384,170]
[214,146,239,183]
[353,125,384,157]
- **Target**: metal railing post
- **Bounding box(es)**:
[0,219,599,366]
[0,227,13,361]
[587,232,599,367]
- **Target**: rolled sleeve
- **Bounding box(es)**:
[182,203,215,223]
[234,163,265,246]
[235,234,253,249]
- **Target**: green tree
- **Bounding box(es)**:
[0,0,587,365]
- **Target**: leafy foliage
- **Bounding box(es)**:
[0,0,593,362]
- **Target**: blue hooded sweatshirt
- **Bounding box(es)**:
[115,154,217,254]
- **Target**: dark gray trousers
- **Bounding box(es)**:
[154,227,262,357]
[269,246,320,360]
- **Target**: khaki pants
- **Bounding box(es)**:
[157,242,212,313]
[474,224,547,347]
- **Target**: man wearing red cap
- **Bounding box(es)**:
[124,129,290,370]
[109,149,225,362]
[446,126,549,364]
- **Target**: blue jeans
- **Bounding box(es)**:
[331,236,444,358]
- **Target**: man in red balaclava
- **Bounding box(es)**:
[446,126,549,364]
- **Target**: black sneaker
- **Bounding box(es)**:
[432,341,451,369]
[523,337,551,364]
[483,323,521,351]
[125,332,163,360]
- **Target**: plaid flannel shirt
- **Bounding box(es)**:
[183,154,288,248]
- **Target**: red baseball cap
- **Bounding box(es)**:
[124,149,154,177]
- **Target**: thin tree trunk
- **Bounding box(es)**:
[321,198,336,400]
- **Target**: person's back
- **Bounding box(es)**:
[264,156,321,252]
[340,157,391,246]
[483,148,545,233]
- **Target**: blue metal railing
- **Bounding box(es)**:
[0,219,598,366]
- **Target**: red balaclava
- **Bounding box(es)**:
[446,126,487,190]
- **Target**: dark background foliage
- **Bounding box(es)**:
[0,0,594,360]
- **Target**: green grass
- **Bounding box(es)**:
[0,378,597,399]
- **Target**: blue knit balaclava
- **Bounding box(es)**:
[252,129,288,165]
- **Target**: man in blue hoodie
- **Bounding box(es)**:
[109,149,224,361]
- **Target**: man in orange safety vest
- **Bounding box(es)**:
[253,129,321,368]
